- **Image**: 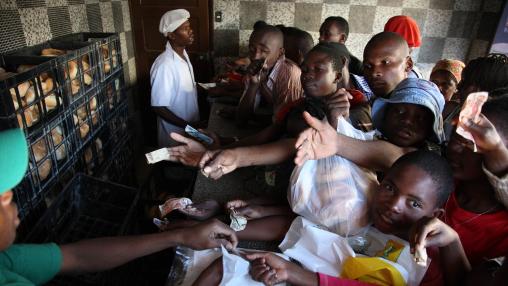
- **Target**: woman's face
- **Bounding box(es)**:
[300,51,339,98]
[430,70,458,101]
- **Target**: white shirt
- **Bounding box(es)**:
[150,42,199,147]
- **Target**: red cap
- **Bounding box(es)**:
[384,15,421,48]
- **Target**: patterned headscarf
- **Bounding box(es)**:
[431,59,466,83]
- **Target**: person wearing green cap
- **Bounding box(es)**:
[0,129,238,285]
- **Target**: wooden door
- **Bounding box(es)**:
[128,0,213,144]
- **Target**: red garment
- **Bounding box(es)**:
[318,247,443,286]
[445,191,508,266]
[384,15,421,48]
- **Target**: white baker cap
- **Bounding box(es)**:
[159,9,190,35]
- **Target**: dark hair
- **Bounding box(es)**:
[364,32,408,56]
[307,42,350,72]
[391,150,454,208]
[253,20,268,31]
[280,26,314,56]
[459,54,508,95]
[483,94,508,142]
[251,24,284,46]
[324,16,350,38]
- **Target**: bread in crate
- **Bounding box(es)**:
[1,64,62,129]
[41,48,94,97]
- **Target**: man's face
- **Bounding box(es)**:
[371,164,440,237]
[300,51,339,97]
[248,32,283,70]
[169,20,194,47]
[319,21,345,44]
[363,40,411,97]
[0,190,19,250]
[430,70,458,101]
[382,103,433,147]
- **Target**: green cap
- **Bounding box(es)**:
[0,129,28,194]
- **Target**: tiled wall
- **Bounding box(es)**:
[213,0,504,77]
[0,0,136,86]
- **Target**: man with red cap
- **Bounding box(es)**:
[384,15,423,79]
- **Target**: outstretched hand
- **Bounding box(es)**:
[199,149,240,180]
[179,219,238,250]
[247,252,292,286]
[166,132,207,167]
[294,111,340,166]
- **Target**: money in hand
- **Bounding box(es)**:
[145,148,171,164]
[456,92,488,151]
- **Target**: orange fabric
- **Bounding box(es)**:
[431,59,465,83]
[384,16,421,48]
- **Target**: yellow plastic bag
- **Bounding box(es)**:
[341,256,407,286]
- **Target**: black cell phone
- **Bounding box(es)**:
[247,59,266,75]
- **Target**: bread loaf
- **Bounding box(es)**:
[24,87,36,105]
[10,81,30,98]
[103,62,111,73]
[42,77,54,95]
[33,159,52,182]
[80,122,90,139]
[77,106,87,121]
[51,126,67,160]
[17,106,39,128]
[44,95,59,111]
[31,138,48,163]
[41,48,65,56]
[82,59,90,71]
[83,72,92,85]
[12,94,20,110]
[68,60,78,80]
[91,110,99,125]
[89,97,97,110]
[71,79,80,95]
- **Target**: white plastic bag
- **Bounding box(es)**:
[288,117,378,236]
[280,217,429,286]
[279,216,355,277]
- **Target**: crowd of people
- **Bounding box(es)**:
[1,7,508,286]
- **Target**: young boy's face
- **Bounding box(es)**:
[363,40,411,97]
[300,51,340,98]
[169,20,194,47]
[371,164,441,237]
[319,21,345,44]
[248,31,283,70]
[429,70,457,101]
[446,131,484,180]
[0,190,19,250]
[382,103,433,147]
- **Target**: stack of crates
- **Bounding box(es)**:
[0,32,133,240]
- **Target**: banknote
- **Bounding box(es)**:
[145,147,170,164]
[456,92,488,151]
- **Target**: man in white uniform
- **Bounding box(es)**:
[151,9,201,147]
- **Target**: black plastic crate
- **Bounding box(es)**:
[77,126,109,176]
[0,56,65,133]
[54,33,122,82]
[69,88,105,151]
[4,40,100,106]
[98,134,134,184]
[12,112,77,220]
[108,100,129,142]
[101,69,125,115]
[25,173,139,244]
